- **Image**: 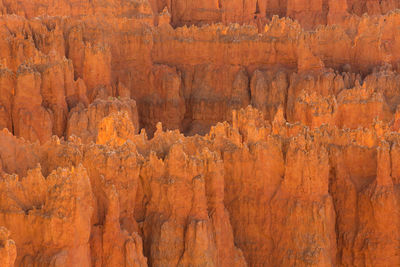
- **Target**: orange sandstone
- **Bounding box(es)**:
[0,1,400,267]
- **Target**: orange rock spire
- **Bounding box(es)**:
[0,1,400,266]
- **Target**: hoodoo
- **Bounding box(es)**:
[0,1,400,266]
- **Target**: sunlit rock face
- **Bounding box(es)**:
[1,1,400,267]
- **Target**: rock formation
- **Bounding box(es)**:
[0,0,400,266]
[0,227,16,267]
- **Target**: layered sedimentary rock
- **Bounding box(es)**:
[1,4,400,138]
[2,4,400,138]
[1,105,400,266]
[1,0,400,267]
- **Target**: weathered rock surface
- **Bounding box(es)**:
[1,1,400,267]
[2,103,400,266]
[0,227,16,267]
[2,4,400,138]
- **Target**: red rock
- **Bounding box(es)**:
[0,69,14,131]
[0,1,400,267]
[0,165,94,266]
[137,65,185,135]
[13,65,53,144]
[67,97,139,143]
[0,227,16,267]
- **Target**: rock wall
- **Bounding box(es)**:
[1,105,400,266]
[2,10,400,138]
[0,1,400,266]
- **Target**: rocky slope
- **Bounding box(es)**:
[0,0,400,266]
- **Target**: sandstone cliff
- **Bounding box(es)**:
[0,1,400,267]
[1,104,400,266]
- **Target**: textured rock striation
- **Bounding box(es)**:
[0,1,400,267]
[1,104,400,266]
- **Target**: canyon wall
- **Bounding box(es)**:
[1,106,400,266]
[0,0,400,266]
[3,8,400,138]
